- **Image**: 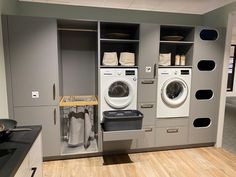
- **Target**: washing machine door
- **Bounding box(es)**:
[161,78,188,107]
[104,79,134,109]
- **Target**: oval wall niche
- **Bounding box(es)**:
[197,60,216,71]
[195,90,213,100]
[200,29,218,41]
[193,118,211,127]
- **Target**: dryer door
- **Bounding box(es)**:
[161,78,188,107]
[104,79,134,109]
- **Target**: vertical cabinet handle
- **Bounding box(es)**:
[153,63,157,78]
[31,167,37,177]
[54,108,57,125]
[53,83,56,100]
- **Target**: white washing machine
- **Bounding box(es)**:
[156,68,192,118]
[100,68,138,121]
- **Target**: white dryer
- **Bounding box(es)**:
[156,68,192,118]
[100,68,138,121]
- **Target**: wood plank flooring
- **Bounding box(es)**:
[43,147,236,177]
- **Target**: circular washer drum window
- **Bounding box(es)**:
[162,79,188,107]
[108,81,129,97]
[166,81,183,99]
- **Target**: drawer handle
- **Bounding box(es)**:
[167,129,179,133]
[141,80,154,84]
[144,128,153,132]
[31,167,37,177]
[141,104,154,108]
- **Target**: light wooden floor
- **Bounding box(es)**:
[43,147,236,177]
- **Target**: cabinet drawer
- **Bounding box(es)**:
[138,103,156,126]
[137,126,155,148]
[138,79,157,102]
[156,126,188,147]
[156,118,189,128]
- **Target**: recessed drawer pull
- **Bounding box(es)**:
[144,128,153,132]
[167,128,179,133]
[141,104,154,108]
[141,80,154,84]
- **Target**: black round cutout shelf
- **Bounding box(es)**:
[200,29,218,41]
[193,118,211,127]
[198,60,215,71]
[195,90,213,100]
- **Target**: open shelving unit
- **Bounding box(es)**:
[159,25,195,67]
[99,22,140,67]
[57,19,99,156]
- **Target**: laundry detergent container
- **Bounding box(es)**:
[102,110,143,131]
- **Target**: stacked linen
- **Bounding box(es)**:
[119,52,135,66]
[102,52,118,66]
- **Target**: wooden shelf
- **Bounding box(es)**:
[60,95,98,107]
[100,38,139,43]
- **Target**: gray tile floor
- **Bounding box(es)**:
[223,103,236,154]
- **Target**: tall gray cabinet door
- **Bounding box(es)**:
[139,24,160,79]
[7,16,59,107]
[189,27,225,144]
[14,106,60,157]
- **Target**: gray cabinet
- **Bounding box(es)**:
[137,24,159,133]
[138,103,156,126]
[189,27,225,144]
[139,23,160,79]
[14,106,60,157]
[156,118,189,147]
[138,79,157,103]
[137,126,155,148]
[7,16,59,107]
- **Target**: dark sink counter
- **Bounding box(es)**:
[0,126,42,177]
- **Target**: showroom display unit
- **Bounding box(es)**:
[3,15,225,159]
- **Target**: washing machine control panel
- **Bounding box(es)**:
[102,69,137,77]
[159,69,191,76]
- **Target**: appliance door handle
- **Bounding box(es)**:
[141,80,154,84]
[53,83,56,101]
[31,167,37,177]
[167,128,179,133]
[53,108,57,125]
[153,63,157,78]
[141,104,154,108]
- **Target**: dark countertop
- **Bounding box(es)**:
[0,126,42,177]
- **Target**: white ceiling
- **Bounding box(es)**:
[20,0,236,14]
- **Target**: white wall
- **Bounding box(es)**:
[0,4,9,118]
